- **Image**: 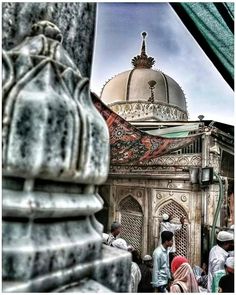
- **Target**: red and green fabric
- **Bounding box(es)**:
[92,94,202,165]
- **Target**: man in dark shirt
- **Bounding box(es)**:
[138,255,153,293]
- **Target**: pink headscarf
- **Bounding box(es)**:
[171,256,188,273]
[170,256,199,293]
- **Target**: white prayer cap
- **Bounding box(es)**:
[217,230,234,242]
[225,257,234,269]
[111,238,128,250]
[127,245,134,252]
[143,255,152,261]
[162,213,169,221]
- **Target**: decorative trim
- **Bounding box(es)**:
[108,101,188,122]
[148,154,201,166]
[181,195,187,202]
[109,154,202,174]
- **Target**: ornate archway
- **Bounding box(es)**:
[158,200,189,258]
[118,195,143,253]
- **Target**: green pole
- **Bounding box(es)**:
[210,172,224,248]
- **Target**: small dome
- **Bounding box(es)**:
[100,32,188,121]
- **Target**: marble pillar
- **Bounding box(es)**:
[2,2,96,77]
[2,19,131,293]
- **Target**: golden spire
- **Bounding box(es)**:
[131,32,155,69]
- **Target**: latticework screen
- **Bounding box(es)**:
[158,201,189,258]
[119,196,143,253]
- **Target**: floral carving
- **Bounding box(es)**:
[181,195,187,202]
[108,101,188,122]
[156,192,162,199]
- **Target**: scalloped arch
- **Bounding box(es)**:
[118,194,143,214]
[156,198,189,222]
[157,199,189,258]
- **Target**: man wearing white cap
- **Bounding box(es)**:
[218,256,234,292]
[207,230,234,292]
[159,213,185,265]
[138,255,153,293]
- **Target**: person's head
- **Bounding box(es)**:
[162,213,172,222]
[201,262,207,273]
[161,231,173,248]
[225,257,234,274]
[171,256,189,274]
[216,231,234,252]
[110,221,121,237]
[143,254,153,268]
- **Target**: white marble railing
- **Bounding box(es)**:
[108,101,188,121]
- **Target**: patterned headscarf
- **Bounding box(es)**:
[171,257,199,293]
[171,256,188,273]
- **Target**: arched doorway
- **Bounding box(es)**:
[158,200,189,258]
[118,195,144,253]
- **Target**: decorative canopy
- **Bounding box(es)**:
[92,93,202,165]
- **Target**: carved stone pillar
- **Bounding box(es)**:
[2,21,131,293]
[2,2,96,77]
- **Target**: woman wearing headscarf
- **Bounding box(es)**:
[170,256,199,293]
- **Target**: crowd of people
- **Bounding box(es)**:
[102,215,234,293]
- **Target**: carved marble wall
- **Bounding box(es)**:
[103,173,202,266]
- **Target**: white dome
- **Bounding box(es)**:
[100,32,188,122]
[101,68,187,112]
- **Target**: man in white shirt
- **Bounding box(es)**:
[159,213,184,264]
[207,230,234,292]
[106,221,122,245]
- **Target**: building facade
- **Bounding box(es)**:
[95,33,234,266]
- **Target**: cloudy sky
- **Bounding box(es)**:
[90,2,234,125]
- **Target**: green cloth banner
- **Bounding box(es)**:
[171,2,234,90]
[146,123,200,137]
[157,131,190,138]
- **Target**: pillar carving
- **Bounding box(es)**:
[2,2,96,77]
[2,20,131,293]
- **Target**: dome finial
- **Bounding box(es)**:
[131,31,155,69]
[141,32,147,55]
